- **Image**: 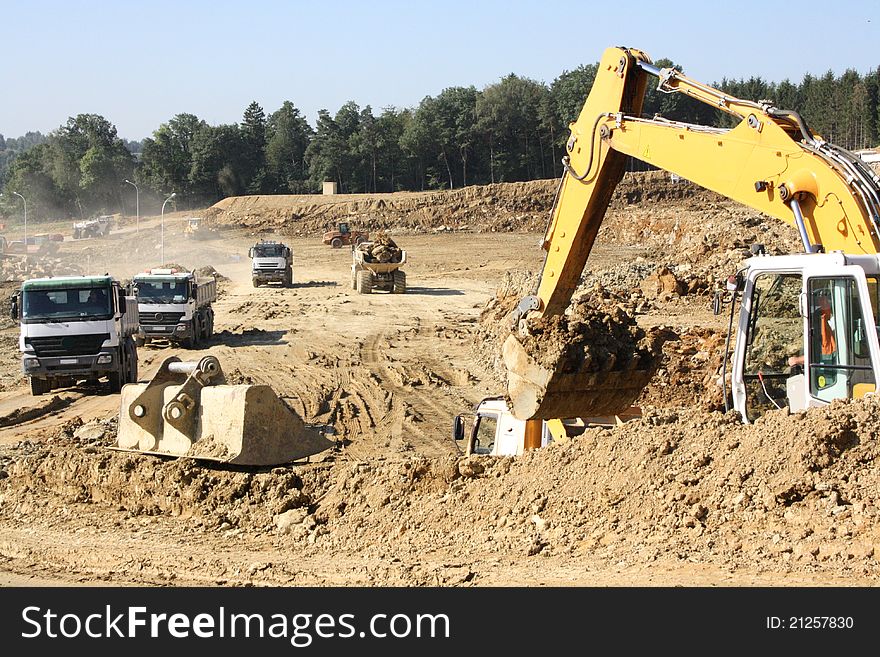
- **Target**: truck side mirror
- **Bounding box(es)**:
[116,288,126,314]
[190,284,198,299]
[248,248,255,258]
[10,293,19,321]
[712,291,722,315]
[452,415,465,442]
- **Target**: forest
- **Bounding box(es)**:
[1,59,878,221]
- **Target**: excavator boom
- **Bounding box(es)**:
[507,46,880,421]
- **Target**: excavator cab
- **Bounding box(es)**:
[730,254,880,422]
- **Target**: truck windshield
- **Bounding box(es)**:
[134,278,188,304]
[254,244,285,257]
[22,286,112,322]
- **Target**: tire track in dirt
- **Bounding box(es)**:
[361,328,462,458]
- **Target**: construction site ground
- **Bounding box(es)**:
[1,171,878,587]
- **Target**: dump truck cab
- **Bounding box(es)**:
[249,240,293,287]
[130,268,216,348]
[12,275,140,395]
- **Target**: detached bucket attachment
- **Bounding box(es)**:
[117,356,333,465]
[503,334,658,421]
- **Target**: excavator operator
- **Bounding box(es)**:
[787,294,836,368]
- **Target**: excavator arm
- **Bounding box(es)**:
[505,45,880,421]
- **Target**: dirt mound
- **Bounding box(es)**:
[206,171,723,237]
[1,254,84,282]
[637,326,727,411]
[196,265,230,282]
[518,289,666,374]
[2,397,878,578]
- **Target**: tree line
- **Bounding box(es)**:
[2,59,879,222]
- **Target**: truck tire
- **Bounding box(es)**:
[181,321,196,349]
[253,278,261,288]
[73,229,81,240]
[206,309,214,339]
[392,270,407,294]
[356,269,373,294]
[108,348,124,393]
[350,267,357,289]
[354,235,366,246]
[30,377,51,396]
[331,237,343,249]
[126,339,138,383]
[135,335,145,348]
[284,268,293,287]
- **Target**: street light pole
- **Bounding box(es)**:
[124,179,139,233]
[13,192,27,251]
[160,192,176,265]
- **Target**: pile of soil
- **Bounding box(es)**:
[0,254,83,282]
[2,396,879,578]
[205,171,724,237]
[474,272,673,386]
[358,232,402,263]
[516,288,670,379]
[196,265,230,282]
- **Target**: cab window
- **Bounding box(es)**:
[471,414,498,455]
[808,277,876,402]
[742,272,802,421]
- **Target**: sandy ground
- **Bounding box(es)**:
[1,182,878,588]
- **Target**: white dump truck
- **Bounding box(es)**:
[11,275,140,395]
[249,240,293,287]
[130,268,216,348]
[452,396,640,456]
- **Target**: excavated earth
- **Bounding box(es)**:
[0,171,878,587]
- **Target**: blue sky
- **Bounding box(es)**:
[1,0,877,141]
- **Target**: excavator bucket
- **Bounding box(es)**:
[117,356,334,465]
[502,333,660,421]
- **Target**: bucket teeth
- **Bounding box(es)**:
[503,334,657,420]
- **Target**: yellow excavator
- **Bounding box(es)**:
[462,46,880,455]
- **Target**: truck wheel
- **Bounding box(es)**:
[127,340,138,383]
[253,278,260,288]
[350,267,357,289]
[331,237,343,249]
[73,230,81,240]
[354,235,366,246]
[135,335,145,348]
[206,310,214,339]
[191,319,201,348]
[108,349,124,393]
[356,269,374,294]
[392,270,407,294]
[30,377,50,396]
